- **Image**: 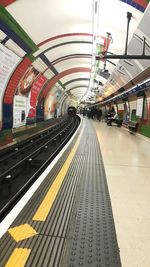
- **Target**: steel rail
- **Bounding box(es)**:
[0,119,73,182]
[0,119,68,163]
[0,116,79,220]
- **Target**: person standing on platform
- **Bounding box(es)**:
[97,108,102,121]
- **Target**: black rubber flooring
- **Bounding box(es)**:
[62,119,121,267]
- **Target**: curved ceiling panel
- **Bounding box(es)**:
[60,73,91,86]
[55,58,91,73]
[64,79,90,86]
[3,0,149,105]
[44,43,92,63]
[6,0,93,43]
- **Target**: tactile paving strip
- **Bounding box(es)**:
[62,120,121,267]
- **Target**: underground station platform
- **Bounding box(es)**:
[0,118,121,267]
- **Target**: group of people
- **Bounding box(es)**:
[79,107,120,126]
[80,107,102,121]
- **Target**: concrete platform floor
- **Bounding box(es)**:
[94,120,150,267]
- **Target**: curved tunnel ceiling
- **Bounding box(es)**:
[2,0,150,105]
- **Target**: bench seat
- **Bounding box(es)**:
[128,121,139,133]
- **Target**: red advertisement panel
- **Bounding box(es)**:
[0,0,16,7]
[15,66,39,97]
[4,57,32,104]
[133,0,149,8]
[27,75,47,118]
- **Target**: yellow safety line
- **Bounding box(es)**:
[8,224,38,242]
[5,248,31,267]
[33,126,83,221]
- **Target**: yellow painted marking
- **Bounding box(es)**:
[8,224,37,242]
[33,127,83,221]
[5,248,31,267]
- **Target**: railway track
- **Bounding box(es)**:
[0,115,80,221]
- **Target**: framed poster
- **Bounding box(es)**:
[13,95,27,128]
[136,98,144,117]
[0,43,21,129]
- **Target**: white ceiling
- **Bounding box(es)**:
[6,0,150,104]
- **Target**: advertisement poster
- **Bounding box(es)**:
[44,87,59,120]
[136,98,144,117]
[13,95,27,128]
[61,97,69,115]
[123,102,130,123]
[27,75,47,118]
[55,90,63,117]
[14,66,39,124]
[16,66,39,97]
[0,43,21,129]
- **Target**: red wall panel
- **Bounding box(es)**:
[0,0,16,7]
[133,0,148,8]
[4,58,32,104]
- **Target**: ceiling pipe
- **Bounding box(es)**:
[125,12,132,55]
[142,36,146,55]
[96,54,150,60]
[95,12,150,60]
